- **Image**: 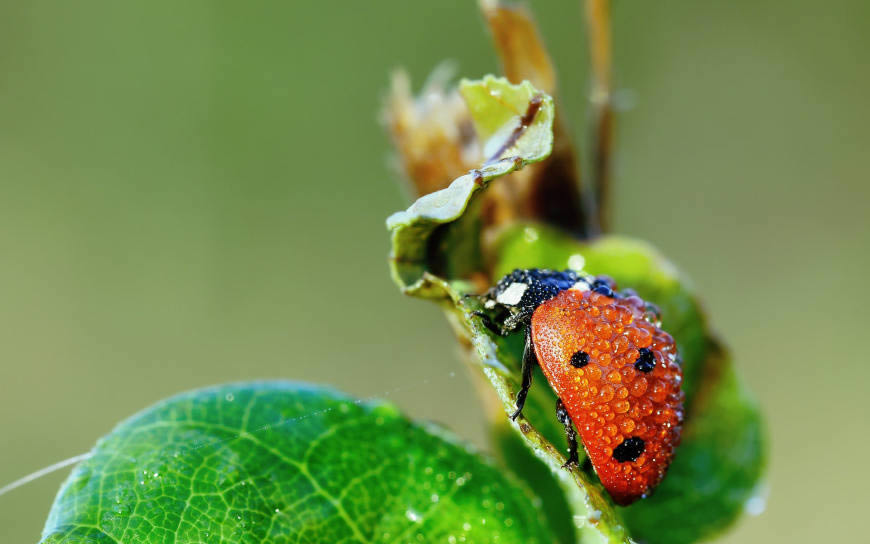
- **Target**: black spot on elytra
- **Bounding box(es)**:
[634,348,656,373]
[570,350,590,368]
[613,437,645,462]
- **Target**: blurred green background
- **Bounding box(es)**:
[1,1,867,542]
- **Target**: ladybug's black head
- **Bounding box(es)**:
[484,268,588,314]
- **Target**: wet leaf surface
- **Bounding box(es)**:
[40,382,556,544]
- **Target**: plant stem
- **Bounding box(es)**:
[584,0,613,233]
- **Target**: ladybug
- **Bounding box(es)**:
[474,269,684,505]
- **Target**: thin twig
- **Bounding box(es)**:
[585,0,613,233]
[0,452,92,498]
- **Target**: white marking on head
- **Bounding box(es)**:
[484,299,497,309]
[496,282,528,306]
[569,280,590,292]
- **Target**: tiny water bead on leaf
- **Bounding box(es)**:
[39,382,556,544]
[478,268,684,506]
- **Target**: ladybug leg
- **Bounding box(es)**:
[472,311,510,337]
[503,309,532,332]
[510,326,537,420]
[556,398,580,468]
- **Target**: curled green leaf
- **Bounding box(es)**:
[40,382,556,544]
[387,76,554,298]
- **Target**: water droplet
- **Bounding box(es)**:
[619,418,635,433]
[430,494,440,503]
[744,485,768,516]
[405,509,422,523]
[587,365,603,381]
[630,377,648,397]
[462,522,471,531]
[613,335,629,354]
[523,227,539,243]
[225,393,235,402]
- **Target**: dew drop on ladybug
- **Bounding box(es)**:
[479,269,684,505]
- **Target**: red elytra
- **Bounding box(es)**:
[531,288,684,505]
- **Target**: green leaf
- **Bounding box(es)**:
[493,225,767,544]
[386,77,630,544]
[39,382,556,544]
[458,77,553,163]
